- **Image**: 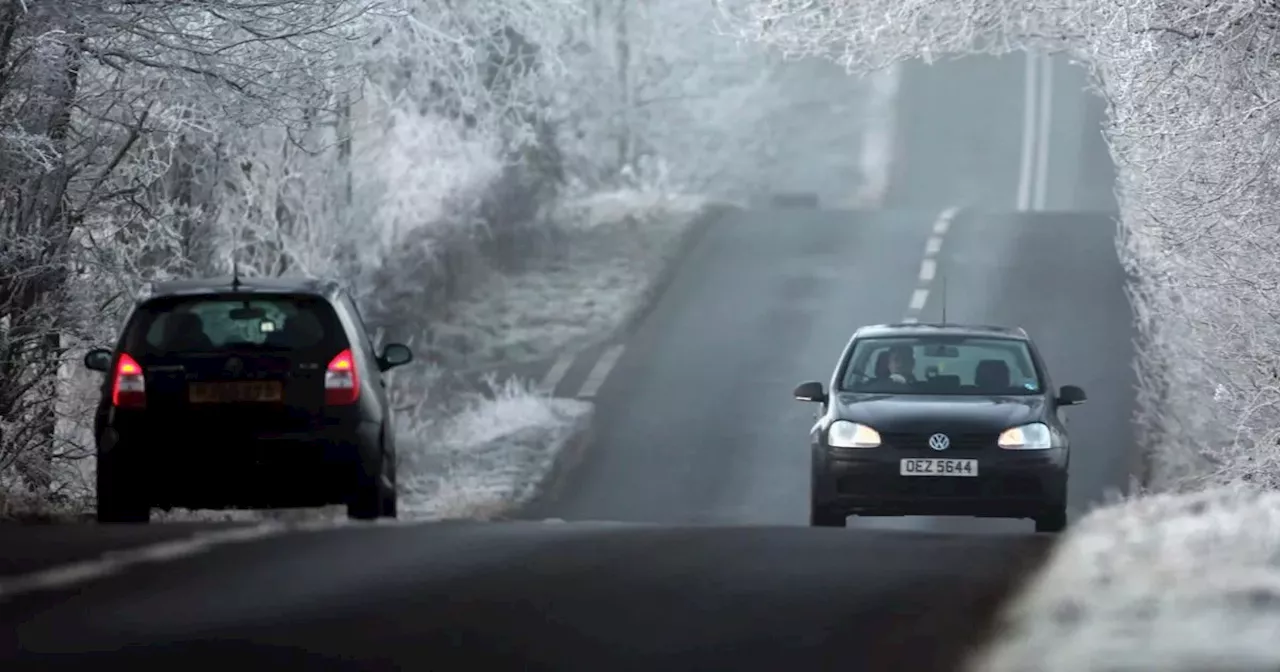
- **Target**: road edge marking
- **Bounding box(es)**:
[539,354,576,396]
[0,523,296,602]
[1032,52,1054,212]
[1016,50,1039,212]
[576,345,626,399]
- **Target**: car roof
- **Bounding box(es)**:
[144,275,342,300]
[853,322,1030,340]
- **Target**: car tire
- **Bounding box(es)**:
[348,448,394,521]
[96,466,150,524]
[1034,506,1068,533]
[345,478,378,522]
[810,504,847,528]
[379,473,398,519]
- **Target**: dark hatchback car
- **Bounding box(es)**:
[83,276,414,523]
[793,323,1086,533]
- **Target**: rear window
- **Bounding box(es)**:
[123,293,346,354]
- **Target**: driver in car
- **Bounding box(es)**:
[887,345,918,384]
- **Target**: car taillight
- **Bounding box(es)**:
[325,348,360,405]
[112,353,146,409]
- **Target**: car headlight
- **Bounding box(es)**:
[998,422,1057,450]
[828,421,881,448]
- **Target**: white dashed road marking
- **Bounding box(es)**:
[576,344,626,399]
[909,288,930,312]
[539,354,575,395]
[903,207,959,322]
[919,259,936,282]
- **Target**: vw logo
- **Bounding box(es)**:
[928,433,950,451]
[224,357,243,375]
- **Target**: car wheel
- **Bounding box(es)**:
[1034,506,1068,533]
[349,446,395,521]
[810,504,847,528]
[96,467,150,524]
[347,471,382,520]
[379,473,398,519]
[347,483,379,520]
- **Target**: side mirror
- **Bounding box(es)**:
[793,381,827,403]
[377,343,413,372]
[84,348,113,372]
[1057,384,1086,406]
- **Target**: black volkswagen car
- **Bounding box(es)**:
[83,275,413,523]
[793,323,1086,533]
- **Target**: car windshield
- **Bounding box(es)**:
[837,335,1043,395]
[122,293,344,355]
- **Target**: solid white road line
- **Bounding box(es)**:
[0,515,427,602]
[538,355,575,395]
[0,523,292,602]
[1016,50,1039,212]
[576,345,625,399]
[1032,51,1054,212]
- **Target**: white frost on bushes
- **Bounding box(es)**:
[398,378,592,520]
[969,487,1280,672]
[429,185,709,364]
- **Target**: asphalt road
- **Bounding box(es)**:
[1,522,1052,671]
[0,52,1133,672]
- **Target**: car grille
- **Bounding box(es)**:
[880,431,998,451]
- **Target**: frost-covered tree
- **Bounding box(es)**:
[0,0,394,498]
[553,0,788,199]
[717,0,1280,489]
[0,0,578,505]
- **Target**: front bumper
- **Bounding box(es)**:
[812,446,1067,518]
[97,420,382,509]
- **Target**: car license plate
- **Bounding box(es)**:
[188,381,283,403]
[899,458,978,477]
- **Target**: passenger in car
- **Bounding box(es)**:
[974,359,1011,392]
[165,313,213,352]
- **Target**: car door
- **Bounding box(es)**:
[1028,343,1068,427]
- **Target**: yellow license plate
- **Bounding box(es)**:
[188,381,283,403]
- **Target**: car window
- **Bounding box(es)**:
[124,294,347,355]
[839,335,1043,395]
